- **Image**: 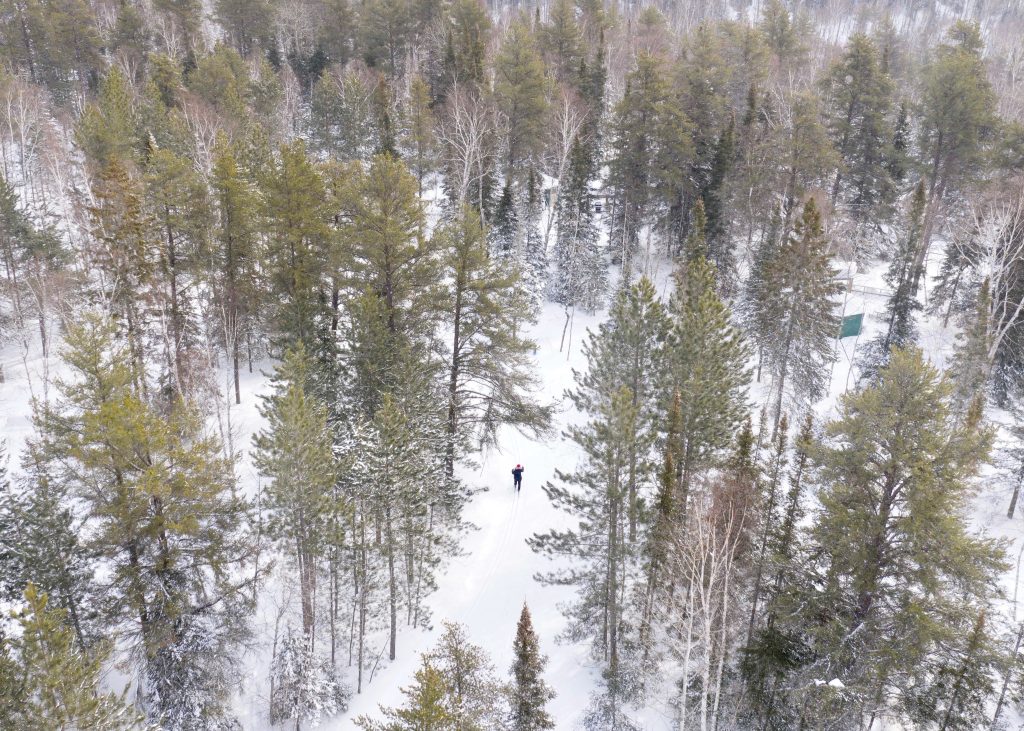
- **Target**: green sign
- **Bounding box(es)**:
[839,313,864,339]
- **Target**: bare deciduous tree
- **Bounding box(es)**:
[437,85,498,215]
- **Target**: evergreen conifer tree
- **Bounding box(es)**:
[665,256,750,521]
[211,136,264,405]
[0,442,99,652]
[495,19,550,182]
[821,34,894,216]
[539,0,583,83]
[262,140,332,350]
[509,604,555,730]
[704,118,737,287]
[754,199,840,433]
[914,21,998,277]
[356,662,454,730]
[143,146,210,399]
[531,384,645,708]
[335,155,438,416]
[1,585,146,730]
[254,344,338,641]
[269,626,347,729]
[949,279,994,410]
[553,136,606,315]
[403,74,437,196]
[782,349,1004,726]
[439,207,551,477]
[30,313,257,726]
[607,54,668,273]
[864,181,926,375]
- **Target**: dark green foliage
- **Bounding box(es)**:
[494,18,550,180]
[607,54,671,272]
[30,314,257,727]
[751,199,840,431]
[703,117,736,285]
[920,21,997,202]
[667,255,750,502]
[554,137,606,312]
[821,34,895,217]
[262,140,332,349]
[781,349,1004,726]
[215,0,277,56]
[510,604,555,730]
[438,207,551,475]
[863,181,926,377]
[0,0,103,103]
[255,344,339,638]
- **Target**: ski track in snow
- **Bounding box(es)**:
[332,300,608,728]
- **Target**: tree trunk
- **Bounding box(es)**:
[446,282,463,478]
[233,337,241,405]
[990,622,1024,729]
[386,507,397,661]
[1009,464,1024,519]
[164,208,184,395]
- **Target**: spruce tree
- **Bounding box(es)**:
[607,53,668,273]
[755,199,840,433]
[948,280,993,410]
[509,604,555,730]
[269,625,347,729]
[788,349,1004,726]
[553,136,606,315]
[539,0,583,83]
[494,18,550,182]
[665,255,750,521]
[254,344,338,640]
[0,173,66,354]
[864,181,926,375]
[821,34,894,216]
[0,442,99,652]
[908,610,999,731]
[704,117,737,287]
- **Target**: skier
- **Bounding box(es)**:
[512,464,524,491]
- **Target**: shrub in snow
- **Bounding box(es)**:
[270,627,349,728]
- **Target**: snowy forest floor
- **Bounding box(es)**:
[3,253,1024,730]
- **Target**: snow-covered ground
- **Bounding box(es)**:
[336,299,604,727]
[4,250,1024,729]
